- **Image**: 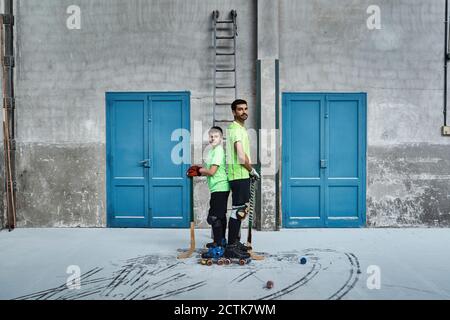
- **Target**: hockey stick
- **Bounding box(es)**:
[246,177,264,260]
[177,178,196,259]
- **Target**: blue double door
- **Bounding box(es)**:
[282,93,367,228]
[106,92,191,228]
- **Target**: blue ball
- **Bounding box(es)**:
[300,257,307,265]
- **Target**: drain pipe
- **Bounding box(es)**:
[1,0,16,230]
[444,0,450,135]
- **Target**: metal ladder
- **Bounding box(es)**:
[212,10,238,127]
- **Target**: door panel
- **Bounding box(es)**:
[150,96,190,228]
[329,100,359,178]
[326,95,365,227]
[107,92,190,228]
[107,95,149,227]
[283,94,325,227]
[290,100,321,178]
[283,93,366,228]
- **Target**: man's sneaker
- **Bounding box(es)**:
[224,244,251,259]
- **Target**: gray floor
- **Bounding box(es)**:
[0,228,449,300]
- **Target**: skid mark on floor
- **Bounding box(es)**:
[13,250,362,300]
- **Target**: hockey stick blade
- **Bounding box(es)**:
[177,222,196,259]
[246,242,265,260]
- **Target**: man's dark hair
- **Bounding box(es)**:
[209,126,223,136]
[231,99,248,112]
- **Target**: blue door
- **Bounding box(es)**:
[106,92,191,228]
[282,93,366,228]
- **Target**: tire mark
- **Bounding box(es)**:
[130,270,149,286]
[127,267,146,285]
[59,285,105,300]
[13,267,104,300]
[231,271,253,283]
[327,253,360,300]
[127,281,151,300]
[349,253,362,274]
[144,281,207,300]
[106,265,131,288]
[58,283,106,301]
[61,289,103,300]
[121,267,143,285]
[155,282,206,300]
[151,273,186,289]
[149,263,180,276]
[81,277,112,286]
[238,271,256,283]
[104,265,134,296]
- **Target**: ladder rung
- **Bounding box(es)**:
[216,69,235,72]
[217,20,233,24]
[216,36,235,39]
[216,52,235,56]
[214,120,234,123]
[216,85,235,89]
[216,102,231,106]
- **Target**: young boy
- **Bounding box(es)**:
[187,127,230,257]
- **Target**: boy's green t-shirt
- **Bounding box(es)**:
[226,121,251,181]
[206,145,230,193]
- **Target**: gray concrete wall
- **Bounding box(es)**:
[279,0,450,226]
[13,0,257,227]
[2,0,449,229]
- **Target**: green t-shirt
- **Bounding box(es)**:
[226,121,251,181]
[206,145,230,193]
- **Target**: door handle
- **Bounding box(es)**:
[320,160,328,168]
[140,159,151,168]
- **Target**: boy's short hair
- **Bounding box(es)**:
[209,126,223,136]
[231,99,248,112]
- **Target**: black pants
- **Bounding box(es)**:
[228,179,251,245]
[207,191,230,245]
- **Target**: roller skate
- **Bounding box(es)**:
[223,243,251,266]
[236,241,252,252]
[200,245,227,266]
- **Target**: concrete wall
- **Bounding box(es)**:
[279,0,450,226]
[13,0,256,227]
[2,0,449,228]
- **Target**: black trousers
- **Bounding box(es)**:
[208,191,230,245]
[228,179,251,245]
